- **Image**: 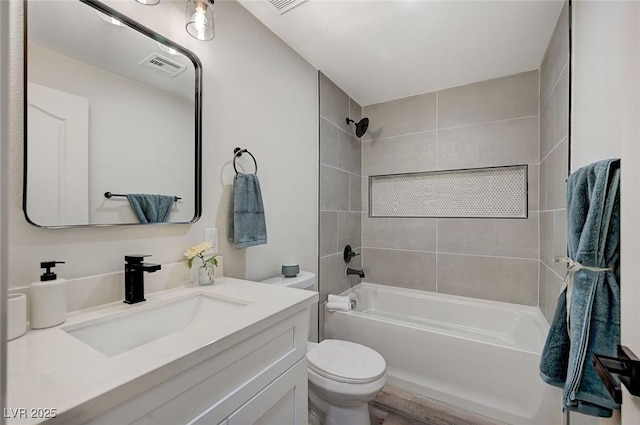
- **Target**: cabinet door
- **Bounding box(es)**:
[205,359,307,425]
[90,310,308,425]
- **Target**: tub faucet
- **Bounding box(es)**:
[346,267,365,278]
[124,254,161,304]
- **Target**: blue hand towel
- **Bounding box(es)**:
[227,173,267,249]
[539,158,620,417]
[126,193,174,224]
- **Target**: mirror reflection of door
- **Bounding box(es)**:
[27,82,89,226]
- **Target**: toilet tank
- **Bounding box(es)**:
[260,271,317,342]
[260,270,316,291]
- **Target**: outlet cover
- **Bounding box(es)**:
[204,228,219,252]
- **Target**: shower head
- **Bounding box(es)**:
[346,117,369,138]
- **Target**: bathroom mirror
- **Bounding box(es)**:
[24,0,202,227]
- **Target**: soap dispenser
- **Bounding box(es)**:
[30,261,67,329]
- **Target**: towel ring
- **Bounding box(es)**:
[233,147,258,175]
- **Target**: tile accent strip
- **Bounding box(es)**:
[370,165,528,218]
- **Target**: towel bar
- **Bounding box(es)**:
[104,192,181,202]
[233,147,258,175]
[593,345,640,404]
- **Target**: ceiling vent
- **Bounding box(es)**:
[267,0,308,15]
[139,53,186,78]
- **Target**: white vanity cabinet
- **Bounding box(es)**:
[84,308,309,425]
[224,359,307,425]
[7,280,317,425]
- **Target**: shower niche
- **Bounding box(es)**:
[369,165,528,219]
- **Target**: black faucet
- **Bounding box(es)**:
[124,254,161,304]
[346,267,365,278]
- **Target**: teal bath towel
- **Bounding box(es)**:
[126,193,174,224]
[227,173,267,249]
[539,158,621,417]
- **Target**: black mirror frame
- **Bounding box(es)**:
[22,0,203,228]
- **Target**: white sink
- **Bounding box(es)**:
[63,293,250,357]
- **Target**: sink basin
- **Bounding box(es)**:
[63,293,250,357]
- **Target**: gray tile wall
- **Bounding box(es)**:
[318,4,569,327]
[362,70,540,305]
[539,2,570,323]
[318,72,363,339]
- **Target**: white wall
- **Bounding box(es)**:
[28,45,194,224]
[7,0,318,287]
[571,2,634,424]
[571,0,622,171]
[620,3,640,424]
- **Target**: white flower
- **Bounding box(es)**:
[184,241,216,268]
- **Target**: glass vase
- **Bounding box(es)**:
[198,262,215,286]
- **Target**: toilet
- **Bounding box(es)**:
[261,271,387,425]
[307,339,387,425]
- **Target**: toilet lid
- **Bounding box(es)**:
[307,340,386,384]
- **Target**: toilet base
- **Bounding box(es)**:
[308,396,325,425]
[309,387,372,425]
[325,403,371,425]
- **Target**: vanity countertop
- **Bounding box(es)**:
[6,278,318,425]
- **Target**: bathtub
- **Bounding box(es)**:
[324,283,561,425]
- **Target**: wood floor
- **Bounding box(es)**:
[369,385,508,425]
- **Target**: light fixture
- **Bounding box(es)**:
[96,11,124,27]
[135,0,160,5]
[185,0,215,41]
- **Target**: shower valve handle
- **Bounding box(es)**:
[343,245,359,263]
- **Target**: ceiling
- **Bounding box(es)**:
[237,0,564,106]
[28,0,195,100]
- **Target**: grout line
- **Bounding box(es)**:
[320,163,361,178]
[363,247,437,255]
[317,73,322,326]
[362,115,541,144]
[539,208,567,213]
[541,260,566,281]
[347,170,352,212]
[540,61,569,114]
[362,129,437,143]
[437,114,540,132]
[537,259,541,308]
[537,66,542,205]
[320,209,362,214]
[435,90,439,170]
[438,251,539,262]
[537,66,542,136]
[435,92,439,293]
[320,114,354,138]
[435,219,439,293]
[334,121,339,167]
[537,66,541,297]
[552,210,557,286]
[537,106,541,304]
[363,247,538,262]
[540,134,569,164]
[322,250,350,259]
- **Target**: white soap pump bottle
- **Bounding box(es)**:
[30,261,67,329]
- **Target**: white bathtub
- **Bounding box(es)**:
[324,283,561,425]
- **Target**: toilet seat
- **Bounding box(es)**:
[307,339,386,384]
